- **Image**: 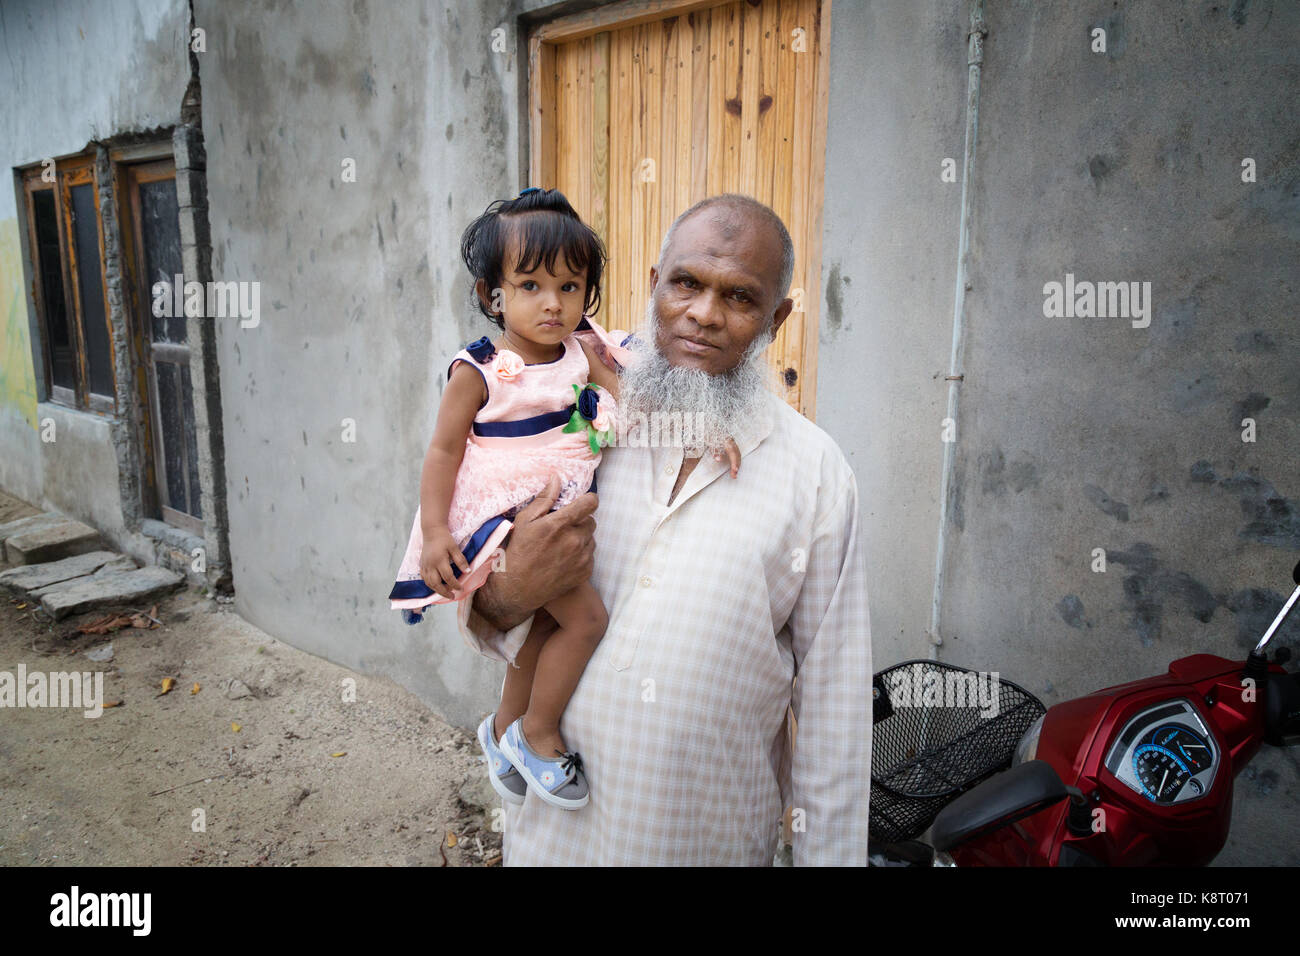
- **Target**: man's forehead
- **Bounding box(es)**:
[663,212,777,287]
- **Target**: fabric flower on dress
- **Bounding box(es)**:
[466,336,496,364]
[492,349,525,381]
[577,383,600,421]
[564,383,612,455]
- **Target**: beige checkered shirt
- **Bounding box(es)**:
[457,389,873,865]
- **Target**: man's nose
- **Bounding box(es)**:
[683,288,724,328]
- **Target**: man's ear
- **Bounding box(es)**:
[649,265,660,293]
[769,297,794,339]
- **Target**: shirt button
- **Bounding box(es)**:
[639,575,653,588]
[663,464,675,475]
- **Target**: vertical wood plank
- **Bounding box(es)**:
[756,0,782,208]
[689,8,711,204]
[658,15,679,263]
[773,0,797,229]
[529,36,557,189]
[629,24,645,331]
[719,3,741,194]
[800,0,830,420]
[672,14,693,224]
[706,5,727,195]
[738,0,761,196]
[576,36,593,223]
[613,26,633,329]
[592,31,611,252]
[641,20,663,319]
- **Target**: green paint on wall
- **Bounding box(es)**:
[0,218,39,430]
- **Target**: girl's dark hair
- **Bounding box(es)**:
[459,188,607,329]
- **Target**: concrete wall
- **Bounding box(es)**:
[940,0,1300,863]
[0,0,191,558]
[194,0,527,731]
[821,0,1299,863]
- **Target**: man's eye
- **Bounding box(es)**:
[732,291,750,302]
[677,277,695,289]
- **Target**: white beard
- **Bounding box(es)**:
[616,299,779,456]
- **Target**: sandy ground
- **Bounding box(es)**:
[0,491,503,867]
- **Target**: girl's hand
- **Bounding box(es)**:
[714,437,742,478]
[420,528,471,600]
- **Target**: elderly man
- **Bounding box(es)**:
[460,193,872,865]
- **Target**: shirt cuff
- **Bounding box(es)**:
[455,592,536,665]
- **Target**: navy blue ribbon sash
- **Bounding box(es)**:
[473,403,575,438]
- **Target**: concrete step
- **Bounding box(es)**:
[4,518,104,565]
[40,566,184,621]
[0,512,68,553]
[30,556,138,598]
[0,550,130,597]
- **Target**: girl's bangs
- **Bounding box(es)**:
[509,210,597,277]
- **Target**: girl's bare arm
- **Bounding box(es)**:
[419,360,486,538]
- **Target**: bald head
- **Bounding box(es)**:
[658,194,795,308]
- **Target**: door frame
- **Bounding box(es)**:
[525,0,832,419]
[112,142,204,536]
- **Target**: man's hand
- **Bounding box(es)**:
[472,475,597,631]
[713,437,741,478]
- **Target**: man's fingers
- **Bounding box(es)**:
[554,488,598,525]
[514,474,561,524]
[724,438,741,478]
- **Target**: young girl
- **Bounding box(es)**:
[388,187,740,810]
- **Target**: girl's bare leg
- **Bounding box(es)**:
[520,581,608,758]
[493,610,558,741]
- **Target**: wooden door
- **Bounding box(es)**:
[120,160,204,534]
[529,0,831,417]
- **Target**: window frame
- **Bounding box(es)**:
[21,155,117,415]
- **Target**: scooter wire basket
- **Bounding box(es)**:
[870,659,1046,845]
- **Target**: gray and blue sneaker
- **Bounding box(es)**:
[496,717,590,809]
[476,713,527,805]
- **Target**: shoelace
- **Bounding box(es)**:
[558,750,584,779]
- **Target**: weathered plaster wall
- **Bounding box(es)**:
[941,0,1300,863]
[0,0,190,542]
[195,0,527,731]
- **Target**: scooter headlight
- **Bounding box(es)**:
[1012,713,1045,766]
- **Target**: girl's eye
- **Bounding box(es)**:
[563,282,579,292]
[520,280,538,291]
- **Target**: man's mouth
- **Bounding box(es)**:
[677,335,719,353]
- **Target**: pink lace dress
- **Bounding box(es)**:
[388,318,635,645]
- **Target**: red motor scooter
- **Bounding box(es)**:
[868,559,1300,866]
